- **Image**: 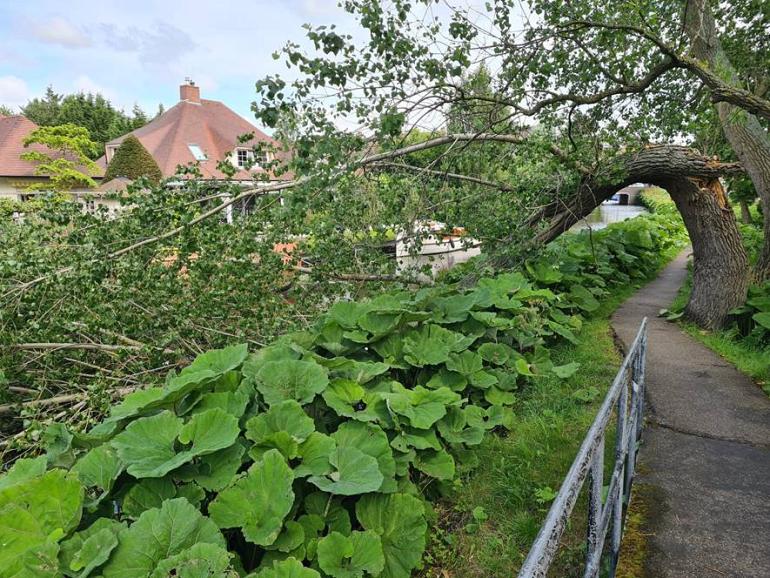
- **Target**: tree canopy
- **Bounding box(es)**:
[22,87,156,158]
[21,124,100,192]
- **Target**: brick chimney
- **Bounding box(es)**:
[180,80,200,104]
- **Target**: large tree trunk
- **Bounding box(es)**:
[664,178,749,329]
[529,145,748,329]
[739,199,753,225]
[685,0,770,281]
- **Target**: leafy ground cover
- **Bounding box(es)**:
[0,208,686,578]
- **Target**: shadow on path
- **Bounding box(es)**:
[612,250,770,578]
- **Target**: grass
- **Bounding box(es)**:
[419,245,684,578]
[669,268,770,395]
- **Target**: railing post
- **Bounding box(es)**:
[584,437,604,578]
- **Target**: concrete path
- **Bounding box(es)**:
[612,250,770,578]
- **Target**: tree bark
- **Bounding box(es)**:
[739,199,753,225]
[664,178,749,329]
[685,0,770,281]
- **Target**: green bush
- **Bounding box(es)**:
[103,134,163,184]
[0,211,685,577]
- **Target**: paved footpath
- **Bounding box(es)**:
[612,250,770,578]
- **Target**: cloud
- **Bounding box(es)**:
[100,22,196,66]
[0,76,30,108]
[72,74,118,101]
[32,16,91,48]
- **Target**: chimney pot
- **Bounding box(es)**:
[180,82,200,104]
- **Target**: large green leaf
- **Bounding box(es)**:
[111,408,239,478]
[150,543,236,578]
[295,432,336,477]
[414,450,455,480]
[317,531,385,578]
[193,442,246,491]
[403,324,474,367]
[182,343,249,375]
[386,385,461,429]
[333,421,396,491]
[445,350,483,375]
[59,518,125,578]
[355,493,427,578]
[246,400,316,460]
[0,469,83,576]
[308,446,383,495]
[71,444,124,506]
[209,449,294,546]
[0,456,47,491]
[255,359,329,406]
[101,498,225,578]
[569,285,600,312]
[121,477,176,519]
[249,558,320,578]
[753,311,770,330]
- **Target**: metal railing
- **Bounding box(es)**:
[517,318,648,578]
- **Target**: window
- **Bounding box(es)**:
[235,148,269,169]
[236,148,253,168]
[187,144,207,161]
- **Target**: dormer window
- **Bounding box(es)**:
[188,144,207,161]
[236,149,253,168]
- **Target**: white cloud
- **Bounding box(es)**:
[0,76,31,108]
[100,22,196,67]
[32,16,91,48]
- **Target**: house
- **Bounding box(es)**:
[99,81,290,186]
[0,114,104,205]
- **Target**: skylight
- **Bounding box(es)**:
[187,144,207,161]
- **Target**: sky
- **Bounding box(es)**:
[0,0,359,126]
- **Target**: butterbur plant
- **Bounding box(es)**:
[0,212,685,577]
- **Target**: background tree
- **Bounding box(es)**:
[21,124,100,192]
[103,134,163,184]
[0,104,14,116]
[22,87,157,158]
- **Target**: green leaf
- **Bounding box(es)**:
[0,469,83,576]
[445,350,483,375]
[328,301,371,329]
[150,543,235,578]
[121,478,176,519]
[111,408,239,478]
[552,362,581,379]
[266,521,306,553]
[425,368,467,391]
[209,449,294,546]
[569,285,600,312]
[356,493,427,578]
[753,311,770,330]
[295,432,336,477]
[322,379,373,420]
[0,456,47,491]
[308,446,383,495]
[246,400,316,460]
[256,359,329,406]
[403,324,472,367]
[59,518,124,578]
[332,422,396,491]
[182,343,249,375]
[193,442,246,491]
[387,385,461,429]
[250,558,320,578]
[101,498,225,577]
[317,531,385,578]
[414,450,455,480]
[477,342,512,365]
[72,444,124,505]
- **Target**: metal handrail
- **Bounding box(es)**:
[517,317,648,578]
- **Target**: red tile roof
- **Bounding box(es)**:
[100,84,290,181]
[0,115,105,178]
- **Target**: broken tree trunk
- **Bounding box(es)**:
[529,145,748,329]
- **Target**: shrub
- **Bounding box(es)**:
[104,134,163,184]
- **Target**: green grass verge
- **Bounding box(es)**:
[420,245,683,578]
[670,270,770,395]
